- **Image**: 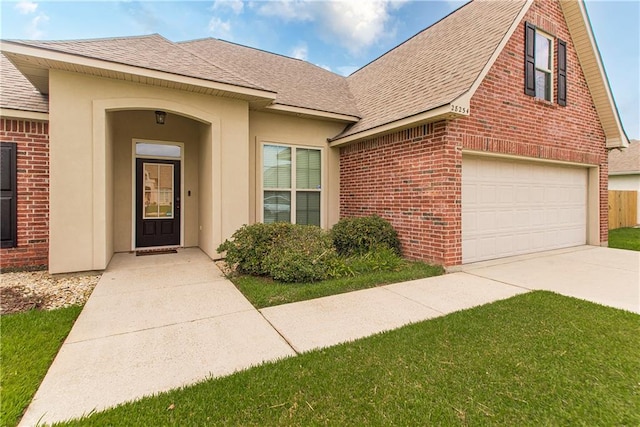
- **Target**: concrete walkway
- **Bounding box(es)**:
[20,246,639,425]
[19,249,296,426]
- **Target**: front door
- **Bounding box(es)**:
[136,158,181,248]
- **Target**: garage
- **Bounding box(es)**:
[462,155,587,264]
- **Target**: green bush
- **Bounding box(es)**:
[331,215,401,257]
[263,226,338,283]
[344,245,405,275]
[217,222,295,276]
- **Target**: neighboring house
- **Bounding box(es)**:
[0,0,628,273]
[608,140,640,225]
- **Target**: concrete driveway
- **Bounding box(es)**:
[456,245,640,314]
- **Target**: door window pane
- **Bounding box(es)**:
[263,145,291,188]
[143,163,174,219]
[296,192,320,226]
[136,143,181,158]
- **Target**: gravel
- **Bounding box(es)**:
[0,270,101,315]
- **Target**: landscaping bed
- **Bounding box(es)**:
[0,270,100,315]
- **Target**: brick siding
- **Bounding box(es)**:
[0,118,49,270]
[340,0,607,266]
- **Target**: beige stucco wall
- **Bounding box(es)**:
[49,70,249,273]
[248,111,345,228]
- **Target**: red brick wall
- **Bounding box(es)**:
[340,0,608,266]
[453,0,608,242]
[340,122,462,266]
[0,118,49,270]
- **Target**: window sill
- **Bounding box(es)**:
[533,98,557,109]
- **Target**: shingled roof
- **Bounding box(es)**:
[180,38,360,117]
[609,140,640,174]
[9,34,266,91]
[0,53,48,113]
[0,0,627,148]
[341,0,527,138]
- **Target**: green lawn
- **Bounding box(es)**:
[1,305,82,427]
[609,227,640,251]
[231,261,444,308]
[58,292,639,426]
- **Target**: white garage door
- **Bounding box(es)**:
[462,156,587,263]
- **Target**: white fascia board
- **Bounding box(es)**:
[329,102,469,147]
[0,108,49,121]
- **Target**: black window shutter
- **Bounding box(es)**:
[1,143,18,248]
[557,39,567,106]
[524,21,536,97]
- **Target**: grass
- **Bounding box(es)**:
[0,305,82,427]
[609,227,640,251]
[231,260,444,308]
[57,291,640,426]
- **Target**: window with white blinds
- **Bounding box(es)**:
[263,144,321,226]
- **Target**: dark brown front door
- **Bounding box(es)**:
[136,158,181,248]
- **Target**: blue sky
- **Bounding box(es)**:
[1,0,638,139]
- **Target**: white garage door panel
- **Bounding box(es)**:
[463,156,587,263]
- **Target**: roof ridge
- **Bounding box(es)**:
[172,39,269,92]
[180,37,348,78]
[6,33,166,44]
[180,37,305,63]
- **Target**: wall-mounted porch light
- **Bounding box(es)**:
[155,110,167,125]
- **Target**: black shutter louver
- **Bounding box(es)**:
[524,21,536,97]
[557,39,567,106]
[1,143,18,248]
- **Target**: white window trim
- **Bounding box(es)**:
[258,141,324,227]
[535,29,554,102]
[131,138,185,250]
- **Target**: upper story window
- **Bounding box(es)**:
[262,144,322,227]
[524,21,567,106]
[535,31,553,101]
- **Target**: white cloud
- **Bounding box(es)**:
[208,16,232,38]
[317,64,332,72]
[290,43,308,60]
[255,0,405,53]
[256,0,314,22]
[26,13,49,38]
[15,0,38,14]
[322,1,393,53]
[212,0,244,15]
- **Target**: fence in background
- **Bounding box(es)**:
[608,190,638,229]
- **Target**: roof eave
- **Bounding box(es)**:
[1,41,277,103]
[264,103,360,123]
[329,102,469,147]
[559,0,629,149]
[0,108,48,121]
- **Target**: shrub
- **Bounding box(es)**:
[217,222,295,275]
[344,245,405,275]
[331,215,401,257]
[263,225,338,283]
